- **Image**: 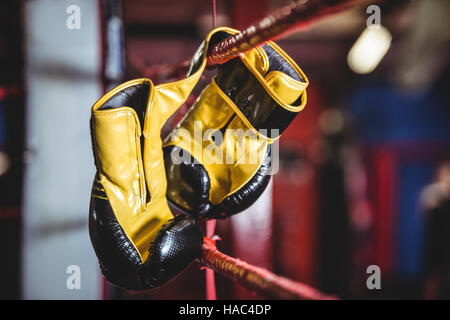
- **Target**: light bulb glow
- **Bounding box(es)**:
[347,25,392,74]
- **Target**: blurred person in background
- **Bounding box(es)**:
[421,162,450,299]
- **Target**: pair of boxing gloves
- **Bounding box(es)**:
[89,27,309,290]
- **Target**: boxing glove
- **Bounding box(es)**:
[88,29,223,289]
[163,27,309,220]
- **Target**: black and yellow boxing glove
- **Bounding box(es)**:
[163,27,308,220]
[88,30,222,289]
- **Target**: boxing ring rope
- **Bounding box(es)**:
[201,238,338,300]
[207,0,375,66]
[140,0,377,82]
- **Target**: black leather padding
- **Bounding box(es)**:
[89,179,203,290]
[163,145,272,220]
[89,180,148,290]
[142,214,204,287]
[263,44,303,82]
[163,145,213,219]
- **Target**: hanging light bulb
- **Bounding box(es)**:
[347,25,392,74]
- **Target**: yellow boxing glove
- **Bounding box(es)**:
[164,27,309,219]
[89,29,224,290]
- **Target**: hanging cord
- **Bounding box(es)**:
[201,238,338,300]
[212,0,217,29]
[205,0,218,301]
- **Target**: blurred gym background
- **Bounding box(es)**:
[0,0,448,299]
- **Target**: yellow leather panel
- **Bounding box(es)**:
[265,71,307,105]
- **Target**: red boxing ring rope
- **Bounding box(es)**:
[201,238,338,300]
[206,0,375,66]
[141,0,378,81]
